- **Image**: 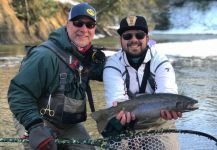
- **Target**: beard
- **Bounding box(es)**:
[127,40,143,47]
[125,41,144,57]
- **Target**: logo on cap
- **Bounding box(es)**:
[126,16,137,26]
[86,9,95,17]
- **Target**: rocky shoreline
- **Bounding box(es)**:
[0,0,67,44]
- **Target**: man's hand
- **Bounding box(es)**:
[91,50,106,64]
[160,110,182,120]
[101,101,137,137]
[113,101,136,125]
[28,123,57,150]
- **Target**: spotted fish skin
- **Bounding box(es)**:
[91,93,198,133]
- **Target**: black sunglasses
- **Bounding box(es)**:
[72,20,96,29]
[122,32,146,40]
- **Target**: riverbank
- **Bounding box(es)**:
[0,0,68,44]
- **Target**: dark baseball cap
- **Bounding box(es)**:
[68,3,96,22]
[117,16,148,35]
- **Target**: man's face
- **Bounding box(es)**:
[66,17,96,47]
[120,30,149,57]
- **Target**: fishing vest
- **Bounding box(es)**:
[105,63,154,98]
[22,40,97,127]
[104,49,169,98]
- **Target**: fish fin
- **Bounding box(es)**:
[96,119,109,134]
[91,110,103,121]
[92,110,116,134]
[96,116,117,134]
[91,107,120,134]
[91,110,108,133]
[92,105,118,121]
[91,109,112,122]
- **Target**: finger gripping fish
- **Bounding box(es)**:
[91,93,199,133]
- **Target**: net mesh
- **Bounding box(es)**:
[108,135,166,150]
[0,129,217,150]
[96,130,217,150]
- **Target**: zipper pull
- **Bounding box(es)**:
[69,55,72,64]
[78,65,83,84]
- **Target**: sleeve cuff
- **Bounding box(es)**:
[25,119,43,131]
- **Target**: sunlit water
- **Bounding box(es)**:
[174,63,217,150]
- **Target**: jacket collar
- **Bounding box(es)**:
[121,47,152,67]
[48,26,86,61]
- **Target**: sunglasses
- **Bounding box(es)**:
[72,20,96,29]
[122,32,146,40]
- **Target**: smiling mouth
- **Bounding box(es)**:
[78,35,88,38]
[127,42,142,47]
[130,45,140,47]
[128,45,141,51]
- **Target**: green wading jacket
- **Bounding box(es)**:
[7,26,104,130]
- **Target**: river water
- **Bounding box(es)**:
[0,37,217,150]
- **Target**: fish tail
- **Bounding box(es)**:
[92,110,112,134]
[91,110,106,121]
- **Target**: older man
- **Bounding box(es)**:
[8,3,104,150]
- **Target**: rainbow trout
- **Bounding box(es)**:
[92,93,198,133]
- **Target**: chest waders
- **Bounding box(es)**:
[104,61,156,99]
[24,41,95,127]
[125,60,154,98]
[104,50,169,98]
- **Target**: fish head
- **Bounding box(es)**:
[176,98,199,112]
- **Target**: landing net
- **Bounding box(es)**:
[0,129,216,150]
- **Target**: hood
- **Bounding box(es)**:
[48,26,72,50]
[48,26,84,60]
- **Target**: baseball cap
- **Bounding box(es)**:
[117,16,148,35]
[68,3,96,22]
